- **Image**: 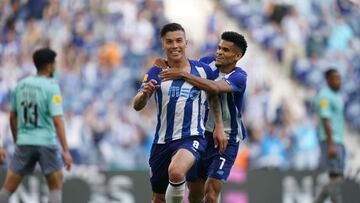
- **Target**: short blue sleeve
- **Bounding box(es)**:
[224,70,247,92]
[139,66,162,91]
[199,55,216,65]
[202,64,215,81]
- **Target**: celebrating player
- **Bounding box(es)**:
[157,31,248,203]
[133,23,226,203]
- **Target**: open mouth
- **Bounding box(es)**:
[216,57,224,61]
[169,50,181,57]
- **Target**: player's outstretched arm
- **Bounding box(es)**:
[133,79,158,111]
[159,69,220,94]
[207,93,227,154]
[9,111,18,142]
[159,69,233,94]
[53,116,73,170]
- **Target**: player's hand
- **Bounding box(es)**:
[153,58,168,69]
[213,124,228,154]
[158,68,185,81]
[328,143,337,159]
[63,151,73,170]
[143,79,159,97]
[0,148,7,164]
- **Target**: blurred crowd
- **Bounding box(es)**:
[221,0,360,170]
[0,0,358,171]
[0,0,166,170]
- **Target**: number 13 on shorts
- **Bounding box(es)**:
[219,157,226,170]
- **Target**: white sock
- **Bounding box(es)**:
[165,180,186,203]
[328,177,343,203]
[48,189,62,203]
[0,188,11,203]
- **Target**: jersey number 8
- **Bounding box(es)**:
[192,140,200,149]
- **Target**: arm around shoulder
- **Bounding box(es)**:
[182,72,221,94]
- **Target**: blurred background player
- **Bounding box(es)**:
[133,23,225,203]
[0,48,72,203]
[158,31,248,203]
[314,68,345,203]
[0,133,6,164]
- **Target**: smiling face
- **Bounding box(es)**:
[162,30,187,62]
[215,39,242,69]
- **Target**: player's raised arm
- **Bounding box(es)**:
[133,79,159,111]
[133,67,161,111]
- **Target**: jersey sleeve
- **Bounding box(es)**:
[202,64,215,80]
[224,71,247,92]
[10,87,17,112]
[139,66,162,91]
[318,96,331,119]
[199,55,216,65]
[48,83,64,116]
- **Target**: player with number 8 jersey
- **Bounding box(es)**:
[133,23,225,203]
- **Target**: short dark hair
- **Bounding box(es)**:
[160,23,185,38]
[32,48,57,71]
[221,31,247,56]
[324,68,338,79]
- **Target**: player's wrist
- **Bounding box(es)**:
[181,72,189,80]
[141,91,150,98]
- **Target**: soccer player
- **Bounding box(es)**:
[314,68,345,203]
[133,23,226,203]
[0,48,73,203]
[157,31,248,203]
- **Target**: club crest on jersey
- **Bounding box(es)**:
[143,74,148,83]
[320,99,328,109]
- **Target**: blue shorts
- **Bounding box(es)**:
[319,141,346,175]
[10,145,64,176]
[149,136,206,194]
[187,131,239,182]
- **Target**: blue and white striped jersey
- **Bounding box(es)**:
[200,55,247,143]
[141,59,214,144]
